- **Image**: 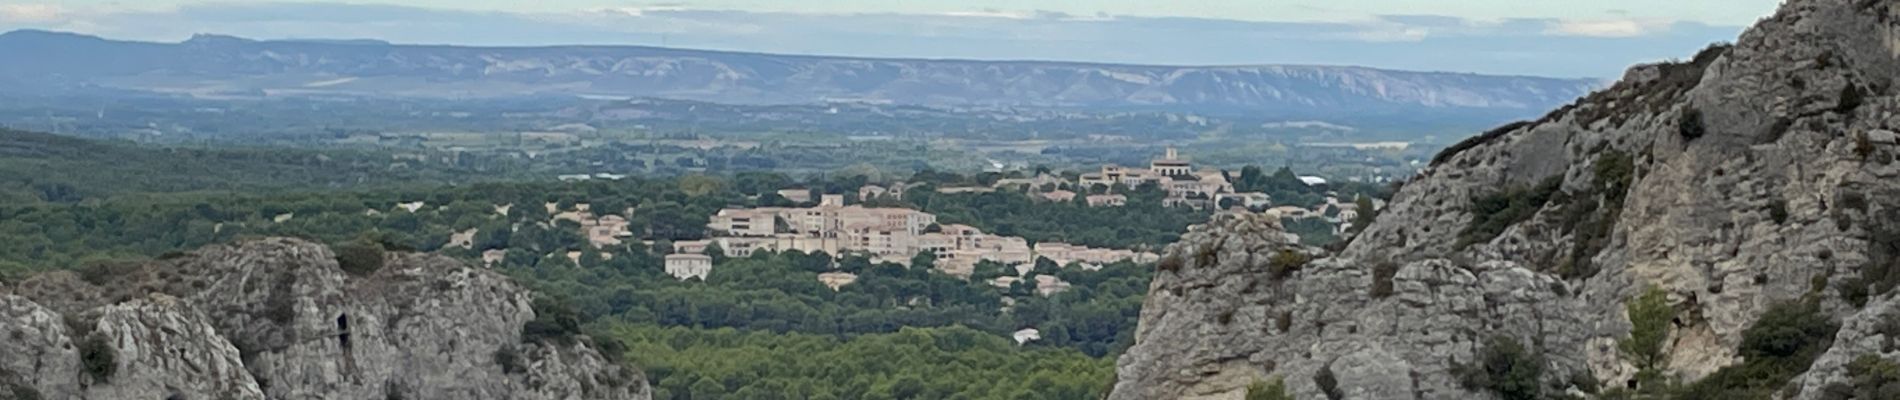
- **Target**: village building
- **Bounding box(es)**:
[1034,275,1073,296]
[448,228,478,249]
[858,185,889,201]
[672,240,712,255]
[1012,328,1041,345]
[1038,190,1078,202]
[818,272,858,291]
[664,254,713,280]
[702,204,1151,278]
[776,188,814,204]
[993,174,1067,191]
[1150,147,1193,177]
[1214,192,1274,209]
[1266,206,1314,219]
[936,186,996,194]
[1086,194,1124,207]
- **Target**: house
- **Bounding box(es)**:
[858,185,888,201]
[1266,206,1313,219]
[1214,192,1273,209]
[818,272,858,291]
[708,209,782,237]
[1038,190,1077,202]
[672,240,712,255]
[776,188,814,204]
[1163,197,1213,209]
[1150,147,1193,177]
[993,174,1065,191]
[936,186,995,194]
[1035,275,1073,296]
[664,254,714,281]
[1298,176,1329,186]
[1085,194,1127,207]
[1012,328,1041,345]
[820,194,846,207]
[449,228,478,249]
[585,214,632,248]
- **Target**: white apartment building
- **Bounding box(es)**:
[664,254,713,280]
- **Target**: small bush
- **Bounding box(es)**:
[1840,192,1869,213]
[522,297,583,344]
[79,335,116,383]
[1767,200,1789,224]
[333,239,386,276]
[1456,336,1545,400]
[1673,300,1837,400]
[1838,85,1866,114]
[1246,376,1294,400]
[1195,241,1223,270]
[1313,365,1343,400]
[1818,355,1900,400]
[1157,255,1185,272]
[1268,250,1311,280]
[76,261,142,286]
[1370,262,1400,298]
[493,346,525,374]
[1855,131,1878,160]
[1459,175,1564,248]
[1679,108,1707,141]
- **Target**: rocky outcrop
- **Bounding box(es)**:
[0,238,649,400]
[1113,0,1900,398]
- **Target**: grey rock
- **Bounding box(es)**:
[82,294,265,400]
[0,294,80,399]
[1113,0,1900,398]
[0,238,649,400]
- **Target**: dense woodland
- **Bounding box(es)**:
[0,128,1392,399]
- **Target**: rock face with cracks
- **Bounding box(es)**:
[1112,0,1900,398]
[0,237,649,400]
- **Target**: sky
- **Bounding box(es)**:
[0,1,1787,78]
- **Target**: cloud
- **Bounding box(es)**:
[0,4,65,23]
[0,2,1747,78]
[1547,19,1676,37]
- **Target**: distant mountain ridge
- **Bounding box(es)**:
[0,30,1598,117]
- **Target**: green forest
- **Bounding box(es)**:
[0,129,1391,399]
[0,167,1182,399]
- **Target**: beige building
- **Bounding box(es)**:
[1150,147,1192,177]
[818,272,859,291]
[1033,242,1159,267]
[857,183,910,201]
[708,208,780,237]
[664,254,713,281]
[1085,194,1127,207]
[777,188,814,204]
[703,204,1150,278]
[1215,192,1273,209]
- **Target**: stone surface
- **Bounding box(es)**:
[1113,0,1900,398]
[0,238,649,400]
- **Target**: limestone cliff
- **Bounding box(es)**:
[0,238,649,400]
[1111,0,1900,398]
